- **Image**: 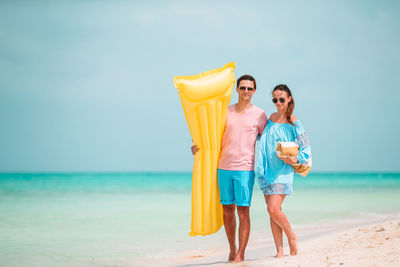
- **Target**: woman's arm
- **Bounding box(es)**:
[256,129,268,179]
[294,121,311,164]
[277,154,298,165]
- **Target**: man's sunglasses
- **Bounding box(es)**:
[239,86,255,91]
[272,98,286,104]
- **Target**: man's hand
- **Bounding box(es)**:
[191,145,199,156]
[277,155,298,165]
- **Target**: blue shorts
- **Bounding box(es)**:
[217,169,255,207]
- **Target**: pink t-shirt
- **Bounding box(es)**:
[218,104,268,171]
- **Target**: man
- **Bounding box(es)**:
[192,74,268,263]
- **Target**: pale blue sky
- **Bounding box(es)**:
[0,1,399,172]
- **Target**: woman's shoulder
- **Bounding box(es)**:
[291,114,298,123]
[269,112,278,120]
[270,113,299,123]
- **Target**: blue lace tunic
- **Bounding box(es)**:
[256,120,311,195]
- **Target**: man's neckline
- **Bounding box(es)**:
[234,103,254,114]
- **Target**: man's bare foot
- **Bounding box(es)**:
[228,249,237,262]
[289,234,298,256]
[233,253,244,263]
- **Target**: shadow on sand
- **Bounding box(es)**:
[170,258,258,267]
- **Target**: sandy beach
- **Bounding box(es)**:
[168,215,400,267]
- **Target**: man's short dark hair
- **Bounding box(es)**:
[237,74,256,89]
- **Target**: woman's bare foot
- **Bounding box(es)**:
[275,253,284,258]
[289,234,298,256]
[233,253,244,263]
[228,248,237,262]
[274,246,284,258]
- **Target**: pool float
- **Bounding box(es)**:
[275,141,312,177]
[174,62,235,236]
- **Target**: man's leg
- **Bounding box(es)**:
[218,169,237,261]
[232,170,254,262]
[222,204,237,261]
[234,205,250,262]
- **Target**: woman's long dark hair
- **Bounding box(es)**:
[273,84,295,126]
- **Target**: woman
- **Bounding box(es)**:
[257,84,311,258]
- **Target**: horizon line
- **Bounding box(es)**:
[0,171,399,175]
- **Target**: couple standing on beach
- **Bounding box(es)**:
[191,74,312,263]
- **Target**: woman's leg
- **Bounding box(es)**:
[264,195,284,257]
[265,194,298,255]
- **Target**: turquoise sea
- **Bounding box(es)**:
[0,172,400,266]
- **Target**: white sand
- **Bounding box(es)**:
[167,215,400,267]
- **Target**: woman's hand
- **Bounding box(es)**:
[277,155,298,165]
[191,145,199,156]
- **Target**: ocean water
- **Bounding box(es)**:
[0,172,399,266]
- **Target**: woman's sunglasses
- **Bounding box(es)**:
[239,86,254,91]
[272,98,285,104]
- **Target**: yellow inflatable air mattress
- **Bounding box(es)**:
[174,62,235,236]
